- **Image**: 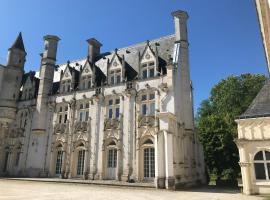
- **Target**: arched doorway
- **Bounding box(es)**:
[76,144,86,177]
[140,138,155,181]
[106,141,117,180]
[55,144,63,177]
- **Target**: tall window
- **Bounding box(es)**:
[108,148,117,168]
[55,150,63,175]
[81,75,92,90]
[109,69,121,85]
[61,80,72,93]
[58,105,68,124]
[78,102,90,122]
[77,150,85,175]
[141,62,155,79]
[107,98,120,119]
[141,93,155,116]
[15,152,20,166]
[254,150,270,180]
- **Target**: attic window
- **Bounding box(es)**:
[141,61,155,79]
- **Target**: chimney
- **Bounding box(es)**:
[87,38,102,64]
[171,10,189,42]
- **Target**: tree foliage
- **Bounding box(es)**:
[196,74,266,180]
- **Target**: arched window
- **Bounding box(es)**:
[254,150,270,180]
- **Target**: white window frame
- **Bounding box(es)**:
[141,93,155,116]
[141,61,155,79]
[107,97,120,119]
[254,150,270,181]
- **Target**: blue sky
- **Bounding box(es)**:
[0,0,267,112]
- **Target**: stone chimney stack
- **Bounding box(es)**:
[171,10,189,42]
[87,38,102,64]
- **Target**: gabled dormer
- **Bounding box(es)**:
[79,59,95,90]
[139,41,159,80]
[107,49,124,85]
[60,61,79,94]
[107,49,137,85]
[20,71,39,101]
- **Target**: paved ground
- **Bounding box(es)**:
[0,179,264,200]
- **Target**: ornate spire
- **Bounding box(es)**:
[10,32,25,52]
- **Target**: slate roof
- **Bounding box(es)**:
[11,32,26,52]
[239,79,270,119]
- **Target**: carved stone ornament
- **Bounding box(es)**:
[113,61,118,66]
[145,53,150,60]
[104,118,120,130]
[74,121,88,133]
[138,115,155,127]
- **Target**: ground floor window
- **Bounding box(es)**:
[77,150,85,175]
[3,152,9,172]
[55,151,63,175]
[254,150,270,180]
[144,147,155,179]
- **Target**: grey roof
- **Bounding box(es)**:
[95,34,175,75]
[239,79,270,119]
[11,32,26,52]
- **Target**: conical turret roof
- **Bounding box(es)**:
[10,32,25,52]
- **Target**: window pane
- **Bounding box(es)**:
[111,76,114,84]
[79,112,83,122]
[255,151,264,160]
[150,102,155,114]
[109,109,113,119]
[254,163,266,180]
[149,68,155,78]
[59,107,62,112]
[268,163,270,179]
[143,70,147,79]
[142,64,147,68]
[116,75,121,84]
[64,114,68,123]
[59,115,62,124]
[85,111,89,121]
[150,93,155,100]
[109,100,113,105]
[88,80,91,88]
[65,106,68,111]
[149,62,155,66]
[67,85,70,92]
[115,107,120,118]
[265,151,270,160]
[80,104,84,109]
[115,98,120,105]
[142,104,147,115]
[142,95,147,101]
[85,103,89,109]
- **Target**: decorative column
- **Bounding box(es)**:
[66,98,76,179]
[154,131,165,188]
[164,130,175,189]
[238,141,253,195]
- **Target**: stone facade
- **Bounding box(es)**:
[0,10,205,189]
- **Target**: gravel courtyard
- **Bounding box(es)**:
[0,179,263,200]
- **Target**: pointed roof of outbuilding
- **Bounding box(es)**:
[10,32,25,52]
[239,79,270,119]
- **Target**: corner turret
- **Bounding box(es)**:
[7,32,27,68]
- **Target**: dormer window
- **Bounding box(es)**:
[61,80,72,93]
[141,62,155,79]
[80,75,92,90]
[109,69,121,85]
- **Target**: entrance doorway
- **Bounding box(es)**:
[107,148,117,179]
[144,147,155,180]
[55,151,63,176]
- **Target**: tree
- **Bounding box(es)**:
[196,73,266,181]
